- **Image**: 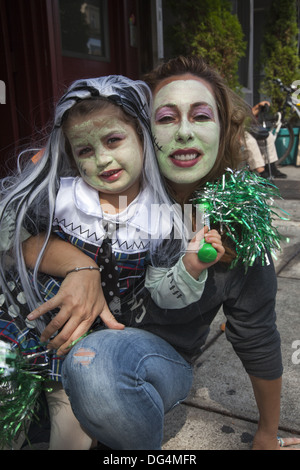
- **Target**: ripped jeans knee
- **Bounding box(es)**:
[72,347,96,366]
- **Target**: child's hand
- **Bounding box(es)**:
[182,226,225,279]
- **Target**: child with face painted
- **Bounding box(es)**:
[0,75,224,449]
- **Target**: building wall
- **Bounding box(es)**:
[3,0,273,174]
[0,0,154,175]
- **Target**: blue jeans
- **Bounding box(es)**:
[62,327,193,450]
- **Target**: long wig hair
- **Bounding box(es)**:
[0,75,186,329]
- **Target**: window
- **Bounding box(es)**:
[59,0,109,60]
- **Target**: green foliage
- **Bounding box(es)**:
[164,0,246,90]
[260,0,300,112]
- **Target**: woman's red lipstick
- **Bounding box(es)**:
[170,149,203,168]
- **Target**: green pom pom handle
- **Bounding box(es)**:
[197,241,218,263]
[195,200,217,262]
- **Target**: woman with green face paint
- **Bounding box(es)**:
[145,57,247,208]
[143,56,299,450]
[151,75,221,188]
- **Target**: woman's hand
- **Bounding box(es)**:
[182,226,225,279]
[27,269,124,355]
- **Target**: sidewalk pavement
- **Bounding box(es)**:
[162,164,300,450]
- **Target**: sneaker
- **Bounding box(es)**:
[270,163,287,178]
[273,168,287,178]
[257,170,270,179]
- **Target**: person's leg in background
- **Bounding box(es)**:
[244,132,287,179]
[258,133,287,178]
[244,132,267,176]
[45,381,93,450]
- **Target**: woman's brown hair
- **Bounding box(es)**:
[144,56,252,263]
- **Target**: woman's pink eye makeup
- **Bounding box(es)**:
[155,104,215,123]
[192,104,215,120]
[155,107,177,122]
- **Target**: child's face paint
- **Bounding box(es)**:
[65,106,143,200]
[152,75,220,186]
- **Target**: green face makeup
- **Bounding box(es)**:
[151,78,220,186]
[65,107,143,200]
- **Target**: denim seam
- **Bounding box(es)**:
[135,353,192,373]
[134,353,193,415]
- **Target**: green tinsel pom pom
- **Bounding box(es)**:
[0,340,50,449]
[0,330,92,449]
[193,167,289,270]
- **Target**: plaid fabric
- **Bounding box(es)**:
[0,228,149,382]
[52,227,149,314]
[0,275,64,381]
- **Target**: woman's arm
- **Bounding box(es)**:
[250,375,282,449]
[23,234,124,355]
[250,376,300,450]
[23,233,98,276]
[223,257,300,449]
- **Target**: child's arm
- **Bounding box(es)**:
[23,234,124,354]
[182,227,224,279]
[145,227,224,309]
